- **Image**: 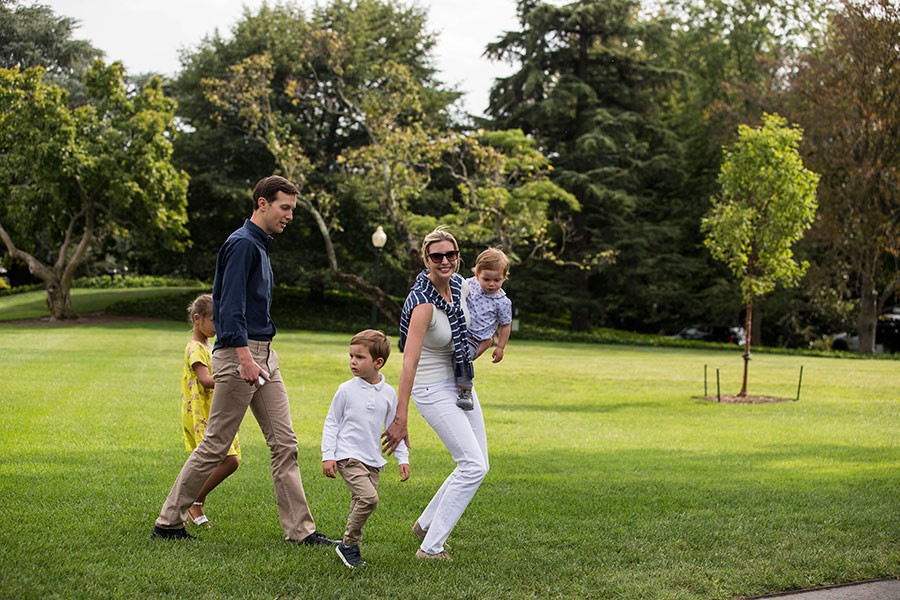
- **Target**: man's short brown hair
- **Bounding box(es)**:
[253,175,299,203]
[350,329,391,364]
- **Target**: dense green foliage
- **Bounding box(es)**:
[171,0,457,294]
[703,114,819,394]
[786,0,900,353]
[0,61,189,319]
[0,324,897,599]
[703,114,818,304]
[486,0,698,333]
[0,0,897,352]
[0,0,101,101]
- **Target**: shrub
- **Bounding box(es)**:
[105,285,396,335]
[75,275,208,289]
[105,289,208,321]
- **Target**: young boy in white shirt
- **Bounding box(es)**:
[322,329,410,568]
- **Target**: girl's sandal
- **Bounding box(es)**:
[188,501,210,527]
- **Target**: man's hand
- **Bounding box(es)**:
[381,418,409,456]
[492,346,505,363]
[399,464,410,482]
[322,460,337,478]
[236,347,267,386]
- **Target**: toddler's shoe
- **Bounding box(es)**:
[456,389,474,411]
[336,543,366,568]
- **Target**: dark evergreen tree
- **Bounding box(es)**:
[486,0,693,332]
[0,0,102,103]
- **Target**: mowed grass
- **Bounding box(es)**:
[0,322,897,600]
[0,287,199,321]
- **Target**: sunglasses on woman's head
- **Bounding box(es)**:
[428,250,459,264]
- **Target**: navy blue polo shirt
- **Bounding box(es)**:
[212,220,276,350]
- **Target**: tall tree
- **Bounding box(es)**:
[486,0,690,332]
[172,1,456,294]
[787,0,900,353]
[644,0,831,342]
[702,114,818,395]
[0,0,102,102]
[0,63,189,319]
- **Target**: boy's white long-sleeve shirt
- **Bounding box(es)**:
[321,374,409,468]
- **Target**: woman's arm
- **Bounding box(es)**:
[382,302,432,455]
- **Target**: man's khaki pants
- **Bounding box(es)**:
[337,458,380,546]
[156,341,316,541]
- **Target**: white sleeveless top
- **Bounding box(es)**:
[414,280,470,385]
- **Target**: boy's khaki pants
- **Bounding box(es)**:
[337,458,380,546]
[156,341,317,541]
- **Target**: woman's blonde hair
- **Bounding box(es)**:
[187,293,213,323]
[420,225,460,272]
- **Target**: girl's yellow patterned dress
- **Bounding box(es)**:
[181,340,240,458]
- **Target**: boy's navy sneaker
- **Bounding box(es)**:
[456,389,474,411]
[335,543,366,568]
[291,531,339,546]
[151,525,195,540]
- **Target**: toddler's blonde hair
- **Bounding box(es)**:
[473,247,510,278]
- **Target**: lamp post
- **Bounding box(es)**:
[370,226,387,329]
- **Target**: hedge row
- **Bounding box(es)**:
[106,286,390,335]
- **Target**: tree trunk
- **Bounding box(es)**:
[0,222,80,321]
[46,278,76,321]
[570,270,591,332]
[296,197,339,273]
[751,302,762,347]
[333,272,402,325]
[738,298,753,397]
[857,280,878,354]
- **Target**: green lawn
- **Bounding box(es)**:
[0,322,897,599]
[0,287,199,321]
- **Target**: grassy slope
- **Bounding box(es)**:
[0,287,199,321]
[0,323,896,599]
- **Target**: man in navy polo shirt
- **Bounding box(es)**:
[153,176,337,546]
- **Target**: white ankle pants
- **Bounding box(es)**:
[412,377,489,554]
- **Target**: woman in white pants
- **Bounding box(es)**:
[382,226,489,561]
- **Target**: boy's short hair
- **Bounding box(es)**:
[473,247,510,278]
[350,329,391,365]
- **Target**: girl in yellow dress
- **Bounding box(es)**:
[181,293,240,527]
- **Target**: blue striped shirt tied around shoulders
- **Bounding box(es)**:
[399,270,474,381]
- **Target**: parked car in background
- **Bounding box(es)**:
[831,309,900,353]
[674,324,746,345]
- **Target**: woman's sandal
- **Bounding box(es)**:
[188,501,210,527]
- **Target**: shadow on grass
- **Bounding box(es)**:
[493,401,657,414]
